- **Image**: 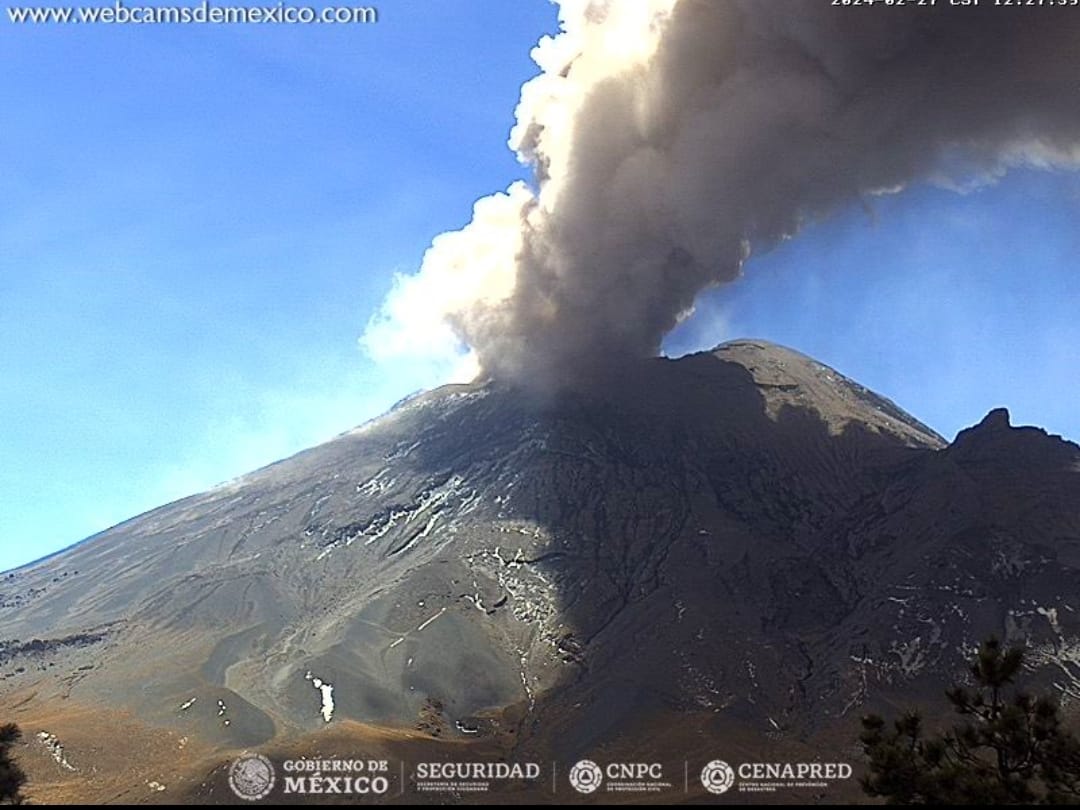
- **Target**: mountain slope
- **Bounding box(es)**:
[2,340,1078,801]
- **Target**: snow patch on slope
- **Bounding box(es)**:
[305,671,335,723]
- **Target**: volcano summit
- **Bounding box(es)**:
[2,340,1079,802]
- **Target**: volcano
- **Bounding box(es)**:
[2,340,1079,803]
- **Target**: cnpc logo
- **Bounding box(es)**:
[568,760,603,794]
[568,759,665,794]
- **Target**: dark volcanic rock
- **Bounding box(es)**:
[1,340,1078,767]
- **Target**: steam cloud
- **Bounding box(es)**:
[364,0,1080,389]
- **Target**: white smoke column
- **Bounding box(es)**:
[364,0,1080,389]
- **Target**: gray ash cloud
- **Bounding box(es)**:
[365,0,1080,389]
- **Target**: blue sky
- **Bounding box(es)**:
[2,2,1078,573]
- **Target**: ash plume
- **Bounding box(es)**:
[364,0,1080,389]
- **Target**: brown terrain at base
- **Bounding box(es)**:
[5,692,868,804]
[2,340,1078,804]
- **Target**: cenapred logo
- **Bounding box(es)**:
[229,753,276,801]
[698,758,853,796]
[700,759,736,795]
[569,759,603,794]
